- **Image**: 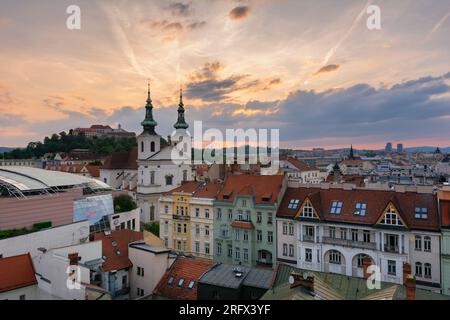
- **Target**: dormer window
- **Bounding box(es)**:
[414,207,428,220]
[288,199,300,210]
[330,201,343,214]
[167,276,174,285]
[380,206,403,226]
[355,203,367,216]
[301,200,315,218]
[177,278,185,287]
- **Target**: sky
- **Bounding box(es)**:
[0,0,450,149]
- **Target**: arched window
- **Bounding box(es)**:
[151,141,155,152]
[141,141,144,153]
[329,250,342,264]
[415,262,423,277]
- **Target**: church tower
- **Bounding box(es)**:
[137,82,160,160]
[172,88,190,146]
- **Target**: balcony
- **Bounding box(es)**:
[173,214,190,221]
[322,237,377,250]
[302,234,315,243]
[384,245,402,254]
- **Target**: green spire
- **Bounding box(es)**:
[174,87,189,130]
[141,81,158,135]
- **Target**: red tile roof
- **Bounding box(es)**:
[153,257,214,300]
[439,190,450,227]
[286,157,318,171]
[231,221,255,229]
[278,187,439,231]
[217,175,285,204]
[93,229,143,272]
[165,181,221,198]
[101,147,138,170]
[0,253,37,293]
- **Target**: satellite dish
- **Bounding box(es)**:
[288,275,295,285]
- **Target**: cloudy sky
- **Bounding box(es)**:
[1,0,450,149]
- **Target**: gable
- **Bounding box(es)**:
[376,202,408,228]
[295,198,320,219]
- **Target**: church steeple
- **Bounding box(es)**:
[174,87,189,130]
[141,81,158,135]
[349,145,355,160]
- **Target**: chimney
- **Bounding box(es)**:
[404,275,416,300]
[362,256,373,280]
[290,272,314,292]
[68,253,79,266]
[403,262,411,284]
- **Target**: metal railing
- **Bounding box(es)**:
[322,237,377,250]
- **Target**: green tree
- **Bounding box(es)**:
[143,223,160,237]
[113,195,138,213]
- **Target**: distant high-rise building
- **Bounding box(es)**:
[385,142,393,152]
[397,143,404,153]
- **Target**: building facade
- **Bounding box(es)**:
[440,187,450,295]
[136,85,193,223]
[276,185,441,291]
[213,175,287,267]
[159,181,220,259]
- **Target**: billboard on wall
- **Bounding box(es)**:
[73,194,114,232]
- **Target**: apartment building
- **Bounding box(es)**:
[159,181,220,259]
[276,185,441,291]
[213,175,287,267]
[440,187,450,295]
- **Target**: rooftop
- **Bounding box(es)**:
[199,264,273,290]
[165,181,221,198]
[0,253,37,293]
[0,166,110,196]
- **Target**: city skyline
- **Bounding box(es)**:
[1,0,450,149]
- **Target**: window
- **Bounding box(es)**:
[282,222,288,235]
[177,224,182,233]
[330,201,343,214]
[415,262,423,277]
[351,229,358,241]
[228,209,233,221]
[424,236,431,252]
[257,212,262,223]
[150,171,155,185]
[301,201,315,217]
[227,245,232,257]
[188,281,195,289]
[242,199,247,207]
[205,243,210,254]
[415,207,428,220]
[141,141,145,153]
[356,254,366,268]
[424,263,432,279]
[380,207,402,226]
[235,247,240,260]
[267,212,273,225]
[137,266,144,277]
[363,230,371,243]
[167,276,175,285]
[329,250,341,264]
[235,229,240,241]
[195,242,200,253]
[205,209,210,219]
[268,231,273,244]
[243,230,249,242]
[257,230,262,242]
[195,208,200,217]
[305,248,312,262]
[283,244,288,256]
[165,175,173,186]
[289,223,294,236]
[237,210,243,221]
[289,245,294,257]
[177,240,181,250]
[340,228,347,240]
[288,199,300,210]
[136,288,144,297]
[177,278,185,287]
[19,294,26,300]
[329,227,336,239]
[205,225,210,236]
[355,203,367,216]
[415,236,422,251]
[388,260,396,275]
[243,248,249,261]
[305,225,315,239]
[196,224,200,235]
[221,226,229,238]
[150,141,155,152]
[183,170,188,182]
[217,208,222,220]
[217,242,222,256]
[183,224,187,233]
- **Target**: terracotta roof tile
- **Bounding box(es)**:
[217,175,285,204]
[0,253,37,293]
[101,147,138,170]
[278,187,439,231]
[231,221,255,229]
[165,181,221,198]
[286,157,319,171]
[154,257,214,300]
[93,229,143,272]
